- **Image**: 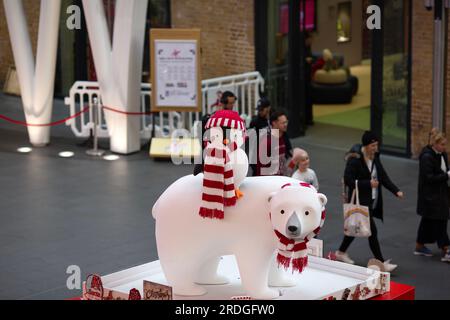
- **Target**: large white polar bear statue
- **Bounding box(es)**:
[152,174,327,299]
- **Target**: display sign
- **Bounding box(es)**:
[143,280,173,300]
[150,29,202,112]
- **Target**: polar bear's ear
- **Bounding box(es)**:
[268,192,277,203]
[318,193,328,208]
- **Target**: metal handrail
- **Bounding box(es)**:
[64,71,265,139]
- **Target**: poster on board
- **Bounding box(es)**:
[150,29,202,112]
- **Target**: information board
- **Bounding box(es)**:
[150,29,202,112]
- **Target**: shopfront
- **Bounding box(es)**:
[255,0,412,156]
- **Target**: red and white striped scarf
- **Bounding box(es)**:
[199,143,237,219]
[272,182,326,273]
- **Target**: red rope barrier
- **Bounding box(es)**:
[102,106,153,115]
[0,104,153,128]
[0,106,90,127]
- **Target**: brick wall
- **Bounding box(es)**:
[411,2,450,158]
[0,0,41,88]
[171,0,255,80]
[411,2,434,158]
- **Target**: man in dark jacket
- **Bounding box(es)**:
[415,128,450,262]
[248,97,271,176]
[335,131,404,271]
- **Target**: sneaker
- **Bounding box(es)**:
[383,260,398,272]
[414,246,433,257]
[335,251,355,264]
[441,250,450,262]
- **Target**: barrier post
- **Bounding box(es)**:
[86,97,105,157]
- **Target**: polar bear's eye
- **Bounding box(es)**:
[280,210,285,214]
[305,211,310,216]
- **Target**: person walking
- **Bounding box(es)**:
[335,131,404,272]
[415,128,450,263]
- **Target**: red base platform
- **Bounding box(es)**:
[371,282,415,300]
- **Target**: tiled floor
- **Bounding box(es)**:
[0,93,449,299]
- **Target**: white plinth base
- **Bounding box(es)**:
[99,255,390,300]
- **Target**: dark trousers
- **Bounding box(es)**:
[417,217,450,249]
[339,216,385,262]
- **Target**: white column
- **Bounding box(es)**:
[82,0,148,154]
[3,0,61,146]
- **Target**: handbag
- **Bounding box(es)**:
[343,180,372,237]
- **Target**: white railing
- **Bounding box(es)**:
[64,71,265,139]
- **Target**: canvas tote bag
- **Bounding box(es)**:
[343,180,371,237]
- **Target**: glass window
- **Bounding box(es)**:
[265,0,289,111]
[143,0,171,83]
[381,0,410,153]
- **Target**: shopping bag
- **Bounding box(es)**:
[343,180,371,237]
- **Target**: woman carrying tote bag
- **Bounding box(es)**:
[335,131,404,272]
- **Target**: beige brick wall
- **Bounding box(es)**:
[0,0,40,88]
[171,0,255,80]
[411,2,450,158]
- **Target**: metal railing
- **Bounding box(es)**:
[64,71,265,139]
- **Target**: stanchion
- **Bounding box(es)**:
[86,97,105,157]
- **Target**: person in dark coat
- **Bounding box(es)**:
[415,128,450,262]
[335,131,404,271]
[248,97,271,176]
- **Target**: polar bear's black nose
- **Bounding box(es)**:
[286,212,301,237]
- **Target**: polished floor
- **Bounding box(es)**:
[0,93,449,299]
